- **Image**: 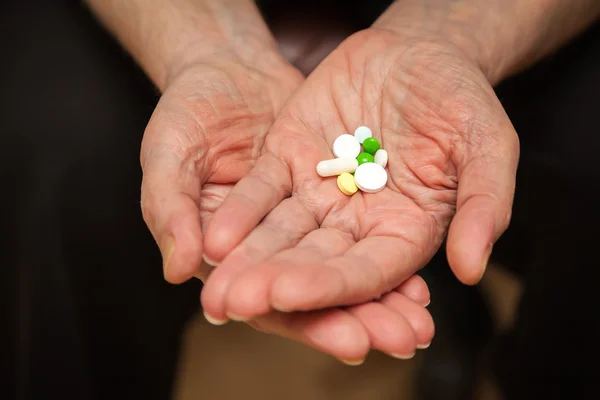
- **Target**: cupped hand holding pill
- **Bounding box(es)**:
[202,28,519,339]
[138,29,432,362]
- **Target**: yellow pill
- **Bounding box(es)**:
[337,172,358,195]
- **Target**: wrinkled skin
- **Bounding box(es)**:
[140,52,434,362]
[202,29,519,328]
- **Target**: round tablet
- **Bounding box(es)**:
[356,152,374,165]
[374,149,388,168]
[362,137,381,154]
[354,162,388,193]
[337,172,358,195]
[354,126,372,144]
[333,134,361,159]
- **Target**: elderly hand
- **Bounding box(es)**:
[202,25,518,337]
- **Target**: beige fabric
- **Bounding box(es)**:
[173,265,519,400]
[173,315,418,400]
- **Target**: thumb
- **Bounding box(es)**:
[140,105,205,284]
[446,121,520,285]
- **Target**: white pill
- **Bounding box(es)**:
[316,157,359,177]
[333,134,361,159]
[354,126,372,144]
[374,149,388,168]
[354,162,388,193]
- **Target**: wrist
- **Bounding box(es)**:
[164,41,302,116]
[374,0,600,85]
[372,1,510,84]
[165,41,298,93]
[85,0,288,92]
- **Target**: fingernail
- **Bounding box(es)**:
[203,254,219,267]
[417,342,431,350]
[161,236,175,276]
[203,310,229,326]
[423,299,431,307]
[340,359,365,366]
[226,312,250,322]
[391,352,416,360]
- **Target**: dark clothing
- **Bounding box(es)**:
[1,2,200,399]
[2,0,599,399]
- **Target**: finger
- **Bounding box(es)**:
[203,152,292,262]
[140,119,204,285]
[142,177,203,285]
[222,227,354,320]
[250,308,370,364]
[346,302,418,359]
[447,130,520,284]
[380,291,435,348]
[270,236,430,312]
[192,184,233,284]
[243,281,430,363]
[394,275,431,307]
[201,196,317,322]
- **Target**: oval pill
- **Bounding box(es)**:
[337,173,358,195]
[354,162,388,193]
[333,134,361,159]
[356,152,374,165]
[374,149,388,168]
[354,126,372,144]
[316,157,359,177]
[362,137,381,154]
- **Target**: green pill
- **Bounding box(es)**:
[362,137,381,154]
[356,152,374,165]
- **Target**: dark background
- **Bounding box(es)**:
[2,1,599,399]
[1,1,200,399]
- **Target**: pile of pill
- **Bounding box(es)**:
[316,126,388,195]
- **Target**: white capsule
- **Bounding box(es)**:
[354,126,372,144]
[354,162,388,193]
[316,157,359,177]
[333,134,361,159]
[374,149,388,168]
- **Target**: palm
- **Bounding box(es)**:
[141,57,434,362]
[141,61,295,280]
[203,29,517,318]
